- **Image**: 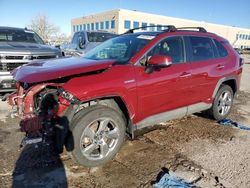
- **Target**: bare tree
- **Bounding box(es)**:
[29,14,59,42]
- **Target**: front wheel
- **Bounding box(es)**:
[70,105,126,167]
[209,84,234,121]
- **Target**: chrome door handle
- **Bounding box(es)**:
[179,72,192,78]
[217,65,225,70]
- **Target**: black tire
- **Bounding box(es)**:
[69,105,126,167]
[208,84,234,121]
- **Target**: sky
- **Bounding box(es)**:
[0,0,250,36]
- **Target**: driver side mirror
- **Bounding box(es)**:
[145,55,172,74]
[78,36,86,49]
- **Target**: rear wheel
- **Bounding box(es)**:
[70,105,126,167]
[209,84,234,121]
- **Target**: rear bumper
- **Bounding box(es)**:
[0,72,16,92]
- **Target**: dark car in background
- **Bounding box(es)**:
[62,31,117,56]
[0,26,63,92]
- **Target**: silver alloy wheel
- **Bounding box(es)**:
[80,117,120,161]
[217,90,232,116]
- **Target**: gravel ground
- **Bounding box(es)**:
[0,55,249,188]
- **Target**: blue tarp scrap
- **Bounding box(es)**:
[152,168,197,188]
[218,119,250,131]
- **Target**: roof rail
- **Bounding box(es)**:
[176,27,207,32]
[124,25,176,34]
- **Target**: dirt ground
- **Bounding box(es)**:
[0,55,250,188]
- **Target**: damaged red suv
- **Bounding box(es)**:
[7,26,243,167]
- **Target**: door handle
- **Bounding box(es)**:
[217,64,225,70]
[179,72,192,78]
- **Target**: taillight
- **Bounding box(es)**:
[239,58,244,67]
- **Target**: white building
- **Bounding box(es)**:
[71,9,250,49]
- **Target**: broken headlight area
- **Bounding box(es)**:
[7,83,79,150]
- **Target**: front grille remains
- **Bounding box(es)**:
[0,62,27,71]
[0,54,57,71]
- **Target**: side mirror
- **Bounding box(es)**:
[148,55,172,67]
[78,36,86,49]
[145,55,172,74]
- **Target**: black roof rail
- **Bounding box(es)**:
[124,25,176,34]
[176,27,207,32]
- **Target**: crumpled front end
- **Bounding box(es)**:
[7,82,79,149]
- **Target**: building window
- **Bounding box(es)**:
[236,34,239,40]
[239,34,242,40]
[91,23,94,30]
[157,25,162,31]
[100,22,104,30]
[111,20,115,29]
[105,21,109,29]
[87,24,90,31]
[133,21,139,29]
[80,25,82,31]
[77,25,79,31]
[124,20,131,29]
[96,22,99,30]
[83,24,86,31]
[142,22,147,30]
[248,35,250,40]
[73,25,76,32]
[149,23,155,31]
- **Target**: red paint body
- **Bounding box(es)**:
[9,30,243,127]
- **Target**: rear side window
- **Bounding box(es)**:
[87,32,117,42]
[214,39,228,57]
[189,36,215,61]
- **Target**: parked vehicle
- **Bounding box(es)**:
[7,25,243,167]
[0,26,63,92]
[240,48,250,54]
[61,31,117,56]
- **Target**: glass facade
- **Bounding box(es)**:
[96,22,99,30]
[100,22,104,30]
[157,25,162,31]
[237,33,250,40]
[124,20,131,29]
[133,21,139,29]
[149,23,155,31]
[73,20,250,44]
[111,20,115,29]
[105,21,109,29]
[142,22,147,30]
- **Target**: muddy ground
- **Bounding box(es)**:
[0,55,250,188]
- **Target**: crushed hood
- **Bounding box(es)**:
[12,57,114,83]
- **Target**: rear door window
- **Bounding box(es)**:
[189,36,215,61]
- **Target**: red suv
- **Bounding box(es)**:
[7,26,243,167]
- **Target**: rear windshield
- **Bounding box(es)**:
[0,29,44,44]
[87,32,117,42]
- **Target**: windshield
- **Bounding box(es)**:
[84,34,153,63]
[87,32,117,42]
[0,29,45,44]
